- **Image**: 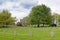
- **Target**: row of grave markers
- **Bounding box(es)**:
[1,27,55,38]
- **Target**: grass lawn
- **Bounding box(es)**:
[0,27,60,40]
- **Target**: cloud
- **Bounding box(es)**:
[0,0,5,4]
[0,0,38,20]
[0,0,38,10]
[21,0,38,9]
[38,0,60,14]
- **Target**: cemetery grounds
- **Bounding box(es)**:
[0,27,60,40]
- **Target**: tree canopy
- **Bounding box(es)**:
[29,4,52,27]
[0,10,16,27]
[52,13,60,26]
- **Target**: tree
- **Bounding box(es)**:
[20,16,30,26]
[0,10,16,27]
[52,13,60,26]
[29,4,52,27]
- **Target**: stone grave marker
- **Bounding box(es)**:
[29,29,33,37]
[50,30,55,37]
[14,30,16,36]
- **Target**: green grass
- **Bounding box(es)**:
[0,27,60,40]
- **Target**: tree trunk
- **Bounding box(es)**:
[43,23,44,27]
[37,22,39,27]
[37,20,40,27]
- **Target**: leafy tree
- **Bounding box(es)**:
[52,13,60,26]
[0,10,16,27]
[20,16,30,26]
[29,4,52,27]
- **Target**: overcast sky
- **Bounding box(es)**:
[0,0,60,20]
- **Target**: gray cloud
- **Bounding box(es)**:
[21,0,38,9]
[0,0,38,11]
[0,0,39,19]
[0,0,6,5]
